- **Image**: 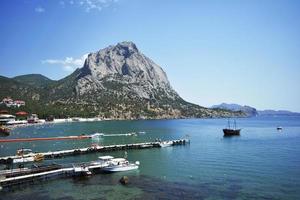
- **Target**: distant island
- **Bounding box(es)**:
[211,103,300,117]
[0,41,244,120]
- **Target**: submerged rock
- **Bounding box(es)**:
[120,176,129,185]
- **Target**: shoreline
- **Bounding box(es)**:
[5,115,250,130]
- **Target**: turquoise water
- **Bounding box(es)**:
[1,116,300,199]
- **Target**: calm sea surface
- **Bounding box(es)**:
[0,116,300,200]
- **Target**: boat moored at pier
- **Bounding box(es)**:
[101,157,139,172]
[0,114,15,125]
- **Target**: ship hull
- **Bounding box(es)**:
[102,164,138,172]
[223,129,241,136]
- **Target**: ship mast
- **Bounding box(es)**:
[234,119,236,130]
[227,119,231,129]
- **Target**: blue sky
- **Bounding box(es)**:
[0,0,300,111]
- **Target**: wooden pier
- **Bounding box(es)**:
[0,139,189,165]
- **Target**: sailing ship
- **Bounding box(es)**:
[223,119,241,136]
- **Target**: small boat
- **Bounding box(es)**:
[0,126,10,136]
[98,156,139,172]
[90,156,114,166]
[27,114,39,123]
[6,120,27,125]
[16,148,34,156]
[102,159,139,172]
[0,114,16,125]
[13,156,35,164]
[13,148,35,163]
[159,141,173,148]
[277,126,283,131]
[223,119,241,136]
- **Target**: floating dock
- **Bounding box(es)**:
[0,139,189,165]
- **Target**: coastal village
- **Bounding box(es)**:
[0,96,104,126]
[1,97,25,108]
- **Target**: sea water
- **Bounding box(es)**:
[0,116,300,200]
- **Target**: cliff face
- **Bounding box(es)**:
[0,42,244,119]
[75,41,176,100]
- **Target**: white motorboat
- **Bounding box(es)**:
[13,156,35,164]
[13,148,35,163]
[95,156,139,172]
[16,148,34,156]
[90,155,113,167]
[159,141,173,148]
[0,114,16,125]
[6,120,27,125]
[102,158,139,172]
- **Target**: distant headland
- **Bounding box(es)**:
[211,103,300,117]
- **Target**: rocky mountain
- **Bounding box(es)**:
[76,42,171,99]
[0,42,244,119]
[211,103,258,117]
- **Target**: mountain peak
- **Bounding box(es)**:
[116,41,138,52]
[80,41,170,96]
